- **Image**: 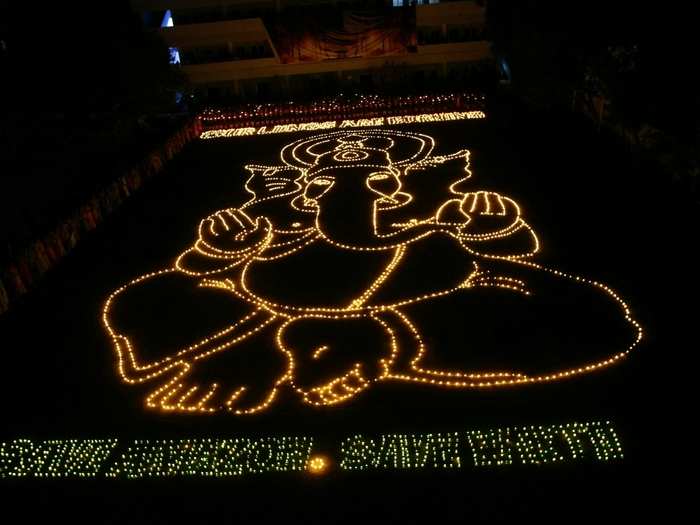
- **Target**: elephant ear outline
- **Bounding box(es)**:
[404,148,472,193]
[242,164,304,204]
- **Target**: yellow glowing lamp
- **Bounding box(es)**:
[307,455,330,475]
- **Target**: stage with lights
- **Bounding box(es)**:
[0,116,647,479]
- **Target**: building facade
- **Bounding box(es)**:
[131,0,494,101]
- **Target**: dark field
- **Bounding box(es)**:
[0,102,687,521]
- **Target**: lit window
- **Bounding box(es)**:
[169,47,181,65]
[160,10,181,64]
[161,9,174,28]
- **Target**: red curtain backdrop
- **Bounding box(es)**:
[272,7,417,64]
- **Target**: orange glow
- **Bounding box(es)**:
[307,455,330,474]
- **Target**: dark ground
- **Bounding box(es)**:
[0,97,691,521]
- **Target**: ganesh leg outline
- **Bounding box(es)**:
[378,308,524,386]
[277,314,395,406]
[141,314,293,414]
[380,260,642,387]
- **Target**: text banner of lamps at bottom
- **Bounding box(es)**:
[0,420,623,479]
